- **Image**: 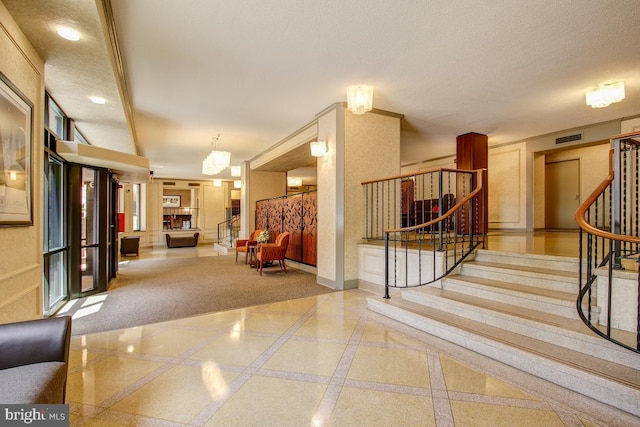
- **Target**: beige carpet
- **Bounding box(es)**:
[61,254,334,335]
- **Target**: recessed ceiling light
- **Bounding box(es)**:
[89,96,106,104]
[57,26,80,41]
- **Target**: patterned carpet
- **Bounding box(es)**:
[60,254,333,335]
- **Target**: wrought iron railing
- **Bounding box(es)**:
[575,131,640,353]
[362,168,486,298]
[217,214,240,244]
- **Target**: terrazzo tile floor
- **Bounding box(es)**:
[67,290,637,426]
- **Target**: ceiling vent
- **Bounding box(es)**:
[556,133,582,144]
[188,183,200,187]
[164,182,176,186]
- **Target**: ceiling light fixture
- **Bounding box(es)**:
[346,84,373,114]
[202,134,231,175]
[213,179,222,187]
[89,96,106,104]
[287,177,302,187]
[57,26,80,41]
[586,81,625,108]
[234,180,242,188]
[230,166,241,177]
[310,140,328,157]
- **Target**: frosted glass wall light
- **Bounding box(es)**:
[310,140,328,157]
[346,84,373,114]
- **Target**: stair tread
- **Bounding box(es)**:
[447,274,577,302]
[373,295,640,390]
[431,287,587,332]
[465,260,579,280]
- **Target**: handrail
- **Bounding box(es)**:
[575,131,640,353]
[386,169,485,233]
[575,149,640,244]
[361,167,470,186]
[378,168,486,299]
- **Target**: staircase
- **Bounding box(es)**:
[367,249,640,417]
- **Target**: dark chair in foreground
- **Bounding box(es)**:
[235,229,264,263]
[0,316,72,403]
[255,232,290,276]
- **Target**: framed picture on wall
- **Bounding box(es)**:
[0,71,33,226]
[162,195,181,207]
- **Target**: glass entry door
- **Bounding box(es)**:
[68,165,109,298]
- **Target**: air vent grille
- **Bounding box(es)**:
[556,133,582,144]
[188,183,200,187]
[164,182,176,186]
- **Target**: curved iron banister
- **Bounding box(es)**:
[575,131,640,353]
[377,168,486,299]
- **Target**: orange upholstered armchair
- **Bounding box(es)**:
[255,232,290,276]
[235,229,264,263]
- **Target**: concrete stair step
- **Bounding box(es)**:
[474,249,582,273]
[367,295,640,417]
[443,274,582,319]
[402,287,636,368]
[460,260,579,293]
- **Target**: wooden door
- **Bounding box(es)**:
[545,159,580,229]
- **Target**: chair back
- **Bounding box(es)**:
[275,232,290,249]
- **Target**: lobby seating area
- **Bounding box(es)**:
[165,232,200,248]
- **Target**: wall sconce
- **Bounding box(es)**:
[346,84,373,114]
[287,177,302,187]
[586,81,625,108]
[233,180,242,188]
[230,166,241,177]
[212,179,222,187]
[310,140,328,157]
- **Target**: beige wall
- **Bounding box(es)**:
[0,3,45,323]
[488,142,527,229]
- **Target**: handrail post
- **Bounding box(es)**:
[613,141,624,269]
[384,231,390,299]
[437,170,443,251]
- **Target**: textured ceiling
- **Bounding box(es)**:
[3,0,640,181]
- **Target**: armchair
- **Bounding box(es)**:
[235,229,264,263]
[255,232,290,276]
[0,316,72,403]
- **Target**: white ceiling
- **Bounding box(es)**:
[3,0,640,181]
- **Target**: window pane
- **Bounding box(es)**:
[48,157,64,249]
[132,184,140,231]
[82,168,97,246]
[48,98,65,138]
[47,251,67,307]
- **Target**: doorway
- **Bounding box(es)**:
[545,159,580,229]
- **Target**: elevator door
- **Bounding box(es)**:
[545,159,580,229]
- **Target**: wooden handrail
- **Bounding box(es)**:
[361,167,474,186]
[385,169,485,233]
[575,147,640,244]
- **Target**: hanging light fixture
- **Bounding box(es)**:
[230,166,241,177]
[585,81,625,108]
[202,134,231,175]
[346,84,373,114]
[310,140,328,157]
[212,179,222,187]
[234,180,242,188]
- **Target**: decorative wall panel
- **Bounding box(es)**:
[255,191,316,266]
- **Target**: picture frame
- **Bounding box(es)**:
[0,72,33,226]
[162,195,181,207]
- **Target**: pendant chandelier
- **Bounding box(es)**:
[202,134,231,175]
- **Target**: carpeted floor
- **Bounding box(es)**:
[60,254,334,335]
